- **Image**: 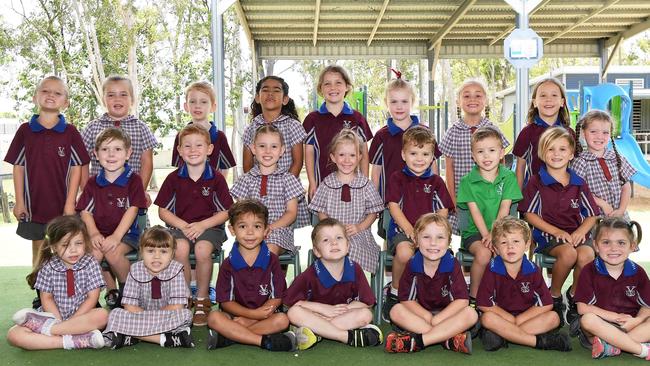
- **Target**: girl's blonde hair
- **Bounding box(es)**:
[413,213,452,246]
[385,78,416,106]
[456,78,490,119]
[575,109,626,184]
[537,126,575,162]
[327,128,364,172]
[27,216,92,289]
[36,75,70,98]
[593,216,642,250]
[102,75,135,104]
[253,123,284,146]
[139,226,176,255]
[526,77,570,128]
[317,65,353,97]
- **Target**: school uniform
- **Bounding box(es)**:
[518,167,600,253]
[242,114,306,173]
[105,260,191,336]
[284,257,375,307]
[303,102,373,184]
[34,254,105,320]
[476,255,552,315]
[308,173,383,272]
[230,165,307,253]
[172,121,236,171]
[75,165,147,247]
[399,250,469,311]
[4,115,90,227]
[215,242,286,309]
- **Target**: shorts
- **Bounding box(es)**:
[16,221,46,241]
[461,233,483,251]
[376,211,387,239]
[388,232,414,255]
[121,234,140,251]
[170,227,226,252]
[537,236,594,256]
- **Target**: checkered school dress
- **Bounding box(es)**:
[230,165,308,253]
[572,149,636,218]
[82,113,158,176]
[242,114,307,173]
[105,260,191,336]
[308,173,384,272]
[34,255,105,320]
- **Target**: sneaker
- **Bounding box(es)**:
[31,295,41,310]
[348,324,383,347]
[592,337,621,359]
[12,308,57,334]
[71,330,105,349]
[552,296,566,327]
[382,283,399,323]
[164,328,195,348]
[536,331,572,352]
[206,328,235,350]
[564,288,579,325]
[104,289,121,310]
[568,317,591,349]
[442,331,472,354]
[384,331,421,353]
[192,298,211,327]
[262,332,297,352]
[103,331,139,349]
[481,329,508,352]
[209,286,217,304]
[293,326,322,350]
[468,298,481,339]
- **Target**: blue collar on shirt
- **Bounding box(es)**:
[387,116,419,136]
[410,249,454,274]
[539,166,584,186]
[402,166,434,178]
[29,114,67,133]
[229,241,271,271]
[318,101,354,115]
[208,121,218,143]
[594,256,637,277]
[534,115,561,127]
[314,256,355,288]
[490,255,537,276]
[177,161,215,180]
[96,164,133,187]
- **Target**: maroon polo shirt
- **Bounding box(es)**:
[154,162,233,225]
[574,258,650,316]
[215,242,286,309]
[284,256,375,307]
[303,102,373,183]
[4,115,90,224]
[76,165,147,238]
[476,255,552,315]
[398,250,469,311]
[171,122,236,171]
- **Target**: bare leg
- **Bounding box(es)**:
[392,242,414,291]
[548,244,577,297]
[518,310,560,335]
[137,334,162,344]
[288,305,371,343]
[50,308,108,336]
[481,312,536,347]
[267,243,285,256]
[104,243,133,283]
[422,307,478,346]
[469,242,492,298]
[7,325,63,350]
[573,246,595,293]
[194,240,214,299]
[32,239,44,268]
[581,313,646,355]
[175,239,191,286]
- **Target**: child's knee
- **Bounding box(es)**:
[580,312,600,331]
[6,326,22,347]
[461,306,479,324]
[394,244,414,263]
[92,308,109,327]
[472,245,492,264]
[480,312,499,329]
[271,313,290,330]
[555,246,577,264]
[576,249,595,266]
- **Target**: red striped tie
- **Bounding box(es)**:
[470,127,477,134]
[341,184,351,202]
[597,158,612,181]
[66,269,75,297]
[151,277,162,299]
[260,175,268,196]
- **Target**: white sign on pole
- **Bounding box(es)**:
[504,28,543,68]
[504,0,543,15]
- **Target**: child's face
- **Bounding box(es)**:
[583,119,611,154]
[33,79,69,113]
[313,225,349,262]
[103,81,133,119]
[386,88,413,123]
[249,132,285,168]
[534,82,564,120]
[416,222,450,262]
[96,138,131,174]
[471,136,504,173]
[228,213,269,251]
[330,141,360,176]
[543,137,573,170]
[184,89,215,123]
[141,246,173,276]
[401,142,435,176]
[255,79,288,113]
[494,230,530,264]
[458,84,486,117]
[596,228,635,267]
[55,232,86,268]
[321,72,348,104]
[178,133,213,167]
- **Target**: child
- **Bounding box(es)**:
[103,226,194,349]
[171,81,236,178]
[155,125,233,327]
[231,124,307,256]
[7,216,108,350]
[457,126,523,300]
[477,216,571,352]
[572,110,636,219]
[206,199,296,351]
[572,217,650,359]
[518,127,600,326]
[383,126,454,321]
[513,77,575,188]
[303,65,374,198]
[309,129,384,273]
[385,213,477,354]
[242,76,306,177]
[76,127,147,309]
[4,76,90,265]
[285,218,382,350]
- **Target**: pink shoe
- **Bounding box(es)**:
[71,330,105,349]
[12,308,57,334]
[592,337,621,359]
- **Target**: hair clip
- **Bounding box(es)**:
[390,68,402,79]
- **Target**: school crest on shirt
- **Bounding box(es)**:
[116,197,126,208]
[626,286,637,297]
[520,282,530,293]
[259,284,270,296]
[570,199,580,209]
[496,182,504,196]
[342,120,352,129]
[441,285,449,298]
[423,184,432,193]
[57,146,65,157]
[201,187,211,196]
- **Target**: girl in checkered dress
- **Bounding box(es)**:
[572,110,636,219]
[231,124,308,255]
[309,129,383,272]
[8,216,108,350]
[103,226,194,349]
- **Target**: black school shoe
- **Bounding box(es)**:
[382,282,399,323]
[552,296,566,327]
[564,287,579,325]
[163,328,195,348]
[535,331,572,352]
[103,331,140,349]
[261,332,297,352]
[481,329,508,352]
[206,328,235,350]
[104,289,121,310]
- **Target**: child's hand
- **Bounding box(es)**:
[318,304,348,318]
[598,199,614,216]
[63,202,76,216]
[345,224,360,237]
[617,315,641,331]
[91,233,105,250]
[185,222,207,241]
[481,234,492,249]
[404,227,415,240]
[552,230,572,244]
[258,304,277,318]
[103,234,121,253]
[144,192,152,208]
[570,230,587,247]
[308,184,317,200]
[12,202,27,221]
[608,208,625,217]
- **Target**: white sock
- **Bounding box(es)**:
[390,286,398,296]
[62,334,74,350]
[159,334,166,347]
[636,343,649,358]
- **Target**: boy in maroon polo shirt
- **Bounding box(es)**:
[155,125,233,327]
[285,218,382,350]
[206,199,296,352]
[572,217,650,359]
[383,126,454,321]
[477,216,571,352]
